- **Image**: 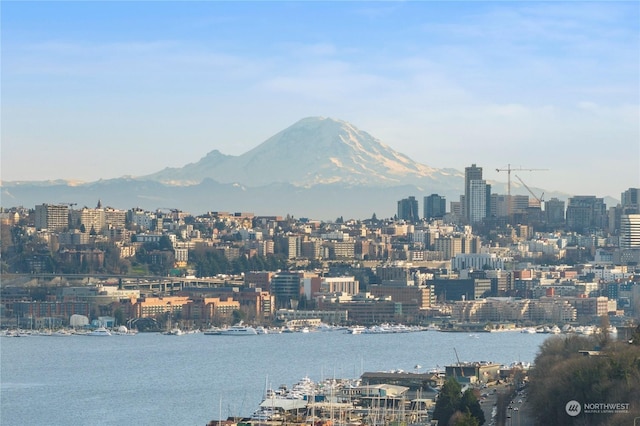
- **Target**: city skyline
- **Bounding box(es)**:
[2,1,638,199]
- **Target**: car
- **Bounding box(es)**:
[518,399,523,403]
[514,407,519,411]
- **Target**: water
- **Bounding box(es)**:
[1,330,549,426]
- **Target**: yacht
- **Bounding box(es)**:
[87,327,112,336]
[219,324,258,336]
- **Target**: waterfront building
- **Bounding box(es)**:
[369,284,434,309]
[276,308,348,324]
[445,362,502,384]
[129,296,191,318]
[271,271,303,309]
[429,278,492,301]
[319,276,360,295]
[566,296,611,320]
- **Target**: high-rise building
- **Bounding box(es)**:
[34,204,69,232]
[621,188,640,214]
[468,180,489,223]
[464,164,483,220]
[424,194,446,220]
[620,214,640,249]
[463,164,491,223]
[397,196,419,222]
[271,272,302,309]
[545,198,565,227]
[566,196,607,233]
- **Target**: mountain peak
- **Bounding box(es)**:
[142,117,459,187]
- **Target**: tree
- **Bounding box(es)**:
[433,377,462,424]
[449,409,480,426]
[460,389,485,425]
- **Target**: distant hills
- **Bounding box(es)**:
[2,117,572,219]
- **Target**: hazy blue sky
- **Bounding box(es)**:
[2,1,638,199]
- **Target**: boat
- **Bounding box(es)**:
[87,327,112,336]
[218,323,258,336]
[203,327,222,335]
[163,328,184,336]
[346,325,366,334]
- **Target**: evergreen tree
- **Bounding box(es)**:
[433,377,462,423]
[461,389,485,425]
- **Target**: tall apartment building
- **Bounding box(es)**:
[34,204,69,231]
[620,214,640,249]
[566,196,607,233]
[545,198,565,227]
[78,207,106,234]
[104,207,127,229]
[424,194,446,220]
[464,164,483,219]
[464,164,490,224]
[397,196,419,222]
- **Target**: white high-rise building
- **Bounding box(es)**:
[468,180,488,223]
[620,214,640,249]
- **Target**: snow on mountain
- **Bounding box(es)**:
[143,117,463,188]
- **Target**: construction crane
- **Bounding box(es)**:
[515,174,544,208]
[454,347,465,378]
[495,164,547,216]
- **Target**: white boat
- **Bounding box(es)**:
[219,324,258,336]
[163,328,184,336]
[87,327,112,336]
[346,325,366,334]
[203,327,222,335]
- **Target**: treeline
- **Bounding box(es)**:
[527,329,640,425]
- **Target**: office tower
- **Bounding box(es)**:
[424,194,446,220]
[620,214,640,249]
[621,188,640,214]
[397,196,419,222]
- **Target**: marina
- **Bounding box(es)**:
[1,327,549,425]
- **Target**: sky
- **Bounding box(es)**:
[1,1,638,199]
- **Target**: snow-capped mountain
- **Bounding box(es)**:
[143,117,463,188]
[7,116,567,218]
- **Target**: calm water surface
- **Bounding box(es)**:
[1,330,549,425]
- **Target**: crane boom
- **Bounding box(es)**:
[495,164,548,216]
[515,174,544,206]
